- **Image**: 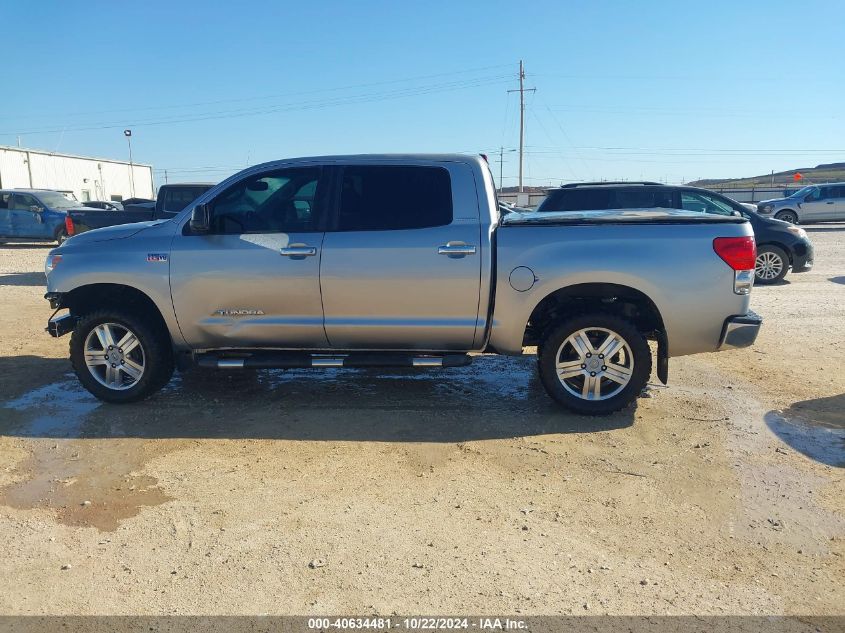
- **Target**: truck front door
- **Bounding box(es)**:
[8,193,49,239]
[319,162,482,350]
[169,167,330,349]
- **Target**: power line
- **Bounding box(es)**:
[2,63,515,125]
[0,74,512,137]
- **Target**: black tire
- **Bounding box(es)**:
[754,244,789,285]
[70,309,174,403]
[537,313,651,416]
[775,210,798,224]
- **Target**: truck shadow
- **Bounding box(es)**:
[0,272,47,287]
[765,394,845,468]
[0,355,636,441]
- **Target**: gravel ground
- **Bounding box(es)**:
[0,226,842,615]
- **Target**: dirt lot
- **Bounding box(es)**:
[0,226,842,616]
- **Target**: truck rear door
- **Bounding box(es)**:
[319,162,482,350]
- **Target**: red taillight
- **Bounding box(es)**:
[713,236,756,270]
[64,215,75,236]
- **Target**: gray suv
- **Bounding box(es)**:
[756,183,845,224]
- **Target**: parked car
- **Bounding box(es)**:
[756,183,845,224]
[44,155,761,415]
[65,183,214,238]
[537,182,814,285]
[0,189,92,245]
[82,200,124,211]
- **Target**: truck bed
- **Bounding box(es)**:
[502,208,747,225]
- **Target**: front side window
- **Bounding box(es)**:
[804,187,821,201]
[10,194,39,210]
[31,191,78,209]
[337,165,452,231]
[680,192,734,216]
[208,168,321,234]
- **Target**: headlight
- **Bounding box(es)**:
[45,254,62,275]
[759,205,773,213]
[786,226,808,239]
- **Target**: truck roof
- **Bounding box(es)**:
[244,153,484,170]
[159,182,216,187]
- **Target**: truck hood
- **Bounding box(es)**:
[65,220,163,245]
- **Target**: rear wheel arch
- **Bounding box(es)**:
[525,283,666,346]
[525,283,667,384]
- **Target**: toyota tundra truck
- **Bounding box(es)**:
[43,154,761,415]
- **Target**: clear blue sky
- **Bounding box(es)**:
[2,0,842,188]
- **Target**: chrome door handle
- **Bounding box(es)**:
[280,245,317,258]
[438,242,477,257]
[826,201,834,204]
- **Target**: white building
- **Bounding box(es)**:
[0,145,153,202]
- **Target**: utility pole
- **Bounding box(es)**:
[508,60,535,193]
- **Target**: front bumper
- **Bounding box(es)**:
[791,239,814,273]
[719,310,762,350]
[44,292,77,337]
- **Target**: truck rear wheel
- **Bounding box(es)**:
[70,310,174,403]
[537,313,651,415]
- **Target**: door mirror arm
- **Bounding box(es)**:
[189,203,211,233]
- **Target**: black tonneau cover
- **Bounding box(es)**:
[502,208,747,226]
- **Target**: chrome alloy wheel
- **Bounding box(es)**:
[756,251,784,281]
[554,327,634,401]
[83,323,145,390]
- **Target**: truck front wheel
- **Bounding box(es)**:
[537,313,651,415]
[70,310,174,403]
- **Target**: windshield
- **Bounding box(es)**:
[35,191,80,209]
[790,186,817,199]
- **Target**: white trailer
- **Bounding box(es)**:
[0,145,153,202]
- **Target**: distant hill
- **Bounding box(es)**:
[689,162,845,188]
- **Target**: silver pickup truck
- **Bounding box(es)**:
[43,154,761,415]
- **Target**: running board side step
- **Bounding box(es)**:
[196,352,472,370]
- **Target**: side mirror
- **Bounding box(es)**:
[29,205,42,213]
[189,203,210,233]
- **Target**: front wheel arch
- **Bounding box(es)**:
[62,283,170,339]
[774,209,799,223]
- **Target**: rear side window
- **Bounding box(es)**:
[163,188,205,213]
[537,189,612,212]
[611,188,674,209]
[337,165,452,231]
